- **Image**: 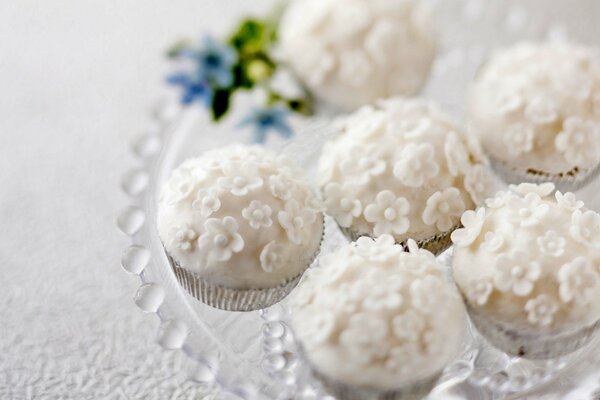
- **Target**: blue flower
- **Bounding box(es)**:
[166,72,213,106]
[238,107,293,143]
[180,35,237,88]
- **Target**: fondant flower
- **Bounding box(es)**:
[364,190,411,236]
[451,208,486,247]
[242,200,273,229]
[444,132,471,177]
[555,191,583,211]
[465,278,493,306]
[509,182,555,198]
[537,230,566,257]
[485,191,510,209]
[506,193,550,227]
[422,188,465,232]
[393,142,439,187]
[493,251,541,296]
[269,173,294,201]
[362,269,404,311]
[555,117,600,167]
[218,162,263,196]
[169,223,197,252]
[570,209,600,248]
[165,167,196,205]
[305,193,326,213]
[365,20,405,65]
[289,41,335,87]
[494,91,523,115]
[464,164,492,205]
[339,313,388,365]
[525,295,559,327]
[524,96,558,125]
[338,50,372,88]
[191,188,221,217]
[343,107,386,139]
[504,123,534,155]
[557,72,593,100]
[296,307,336,345]
[410,275,447,314]
[558,257,600,304]
[278,199,317,245]
[481,231,504,253]
[191,35,237,87]
[392,310,426,341]
[323,183,362,228]
[197,216,244,262]
[353,235,403,263]
[385,343,421,373]
[339,144,386,185]
[259,241,286,273]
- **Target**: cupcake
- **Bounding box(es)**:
[318,97,493,254]
[451,182,600,358]
[469,42,600,191]
[278,0,437,111]
[290,235,466,400]
[157,144,324,311]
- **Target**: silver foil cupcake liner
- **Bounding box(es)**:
[339,225,458,256]
[466,301,600,359]
[489,156,600,193]
[165,218,324,312]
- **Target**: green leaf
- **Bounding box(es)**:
[211,89,232,121]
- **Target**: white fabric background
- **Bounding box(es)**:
[0,1,599,399]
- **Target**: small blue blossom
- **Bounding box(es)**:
[166,72,213,106]
[179,35,237,88]
[238,106,293,143]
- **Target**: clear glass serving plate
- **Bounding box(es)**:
[118,0,600,398]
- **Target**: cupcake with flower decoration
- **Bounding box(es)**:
[318,97,494,254]
[451,182,600,358]
[291,235,465,400]
[278,0,437,111]
[469,42,600,191]
[157,144,324,311]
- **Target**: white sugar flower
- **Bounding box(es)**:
[509,182,555,198]
[494,91,524,115]
[385,343,421,373]
[364,190,411,235]
[342,106,386,140]
[465,278,493,306]
[393,142,439,187]
[555,191,583,211]
[323,183,362,228]
[464,164,493,205]
[444,132,471,177]
[340,144,386,185]
[422,188,465,232]
[191,188,221,217]
[524,96,558,125]
[338,50,372,88]
[260,241,286,273]
[525,295,559,327]
[504,123,534,155]
[410,275,447,314]
[392,310,426,341]
[305,193,326,213]
[537,230,566,257]
[506,192,550,227]
[555,117,600,167]
[241,200,273,229]
[353,235,402,263]
[366,20,406,65]
[485,191,510,209]
[362,269,404,311]
[296,307,336,345]
[481,231,504,253]
[168,223,197,252]
[451,208,486,247]
[197,217,245,262]
[289,40,335,87]
[218,162,263,196]
[402,240,437,275]
[493,251,541,296]
[340,313,388,365]
[278,199,317,245]
[558,257,600,304]
[165,166,197,205]
[570,209,600,248]
[269,173,294,201]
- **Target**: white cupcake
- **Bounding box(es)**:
[157,144,324,311]
[291,235,465,400]
[452,182,600,358]
[278,0,437,111]
[319,97,494,254]
[469,42,600,191]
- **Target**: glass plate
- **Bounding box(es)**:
[118,0,600,398]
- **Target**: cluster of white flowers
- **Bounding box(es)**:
[319,98,492,242]
[453,182,600,329]
[471,42,600,172]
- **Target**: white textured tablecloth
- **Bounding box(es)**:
[1,1,599,399]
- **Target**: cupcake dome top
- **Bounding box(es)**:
[319,97,491,242]
[452,182,600,331]
[278,0,436,111]
[291,235,465,389]
[470,42,600,174]
[157,145,324,289]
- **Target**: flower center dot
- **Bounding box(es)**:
[214,234,229,247]
[438,202,450,213]
[519,208,531,218]
[253,209,264,220]
[293,217,304,228]
[234,177,247,187]
[384,208,397,221]
[341,198,352,210]
[511,266,524,278]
